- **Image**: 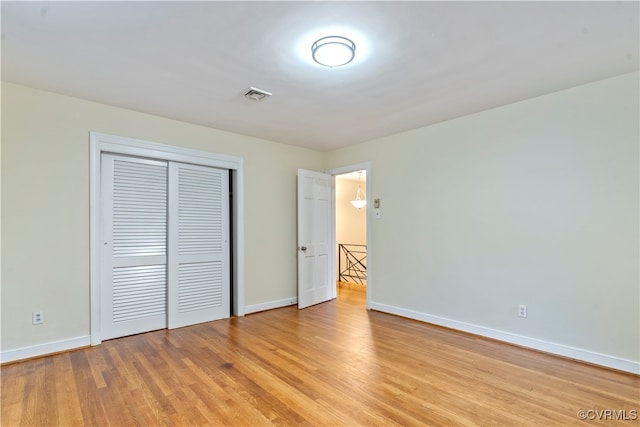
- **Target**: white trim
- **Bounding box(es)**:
[370,302,640,375]
[0,336,91,364]
[326,162,372,310]
[90,132,245,346]
[245,297,298,315]
[231,166,245,317]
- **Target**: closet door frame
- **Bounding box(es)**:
[89,132,245,346]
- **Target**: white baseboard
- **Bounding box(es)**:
[245,297,298,315]
[369,302,640,375]
[5,305,637,375]
[1,298,299,363]
[1,335,91,364]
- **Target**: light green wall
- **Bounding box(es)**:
[328,72,639,363]
[1,82,326,351]
[2,72,638,366]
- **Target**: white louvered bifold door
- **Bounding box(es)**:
[168,162,230,329]
[100,154,168,340]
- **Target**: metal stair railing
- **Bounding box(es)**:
[338,244,367,285]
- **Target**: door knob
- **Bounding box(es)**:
[300,246,307,252]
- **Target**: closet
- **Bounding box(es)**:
[100,153,229,340]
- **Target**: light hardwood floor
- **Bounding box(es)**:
[2,286,638,426]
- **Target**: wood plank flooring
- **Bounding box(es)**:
[2,286,639,426]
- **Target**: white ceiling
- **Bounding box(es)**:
[2,1,638,151]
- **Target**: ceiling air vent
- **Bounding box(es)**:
[243,87,272,102]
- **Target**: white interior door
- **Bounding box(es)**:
[168,162,230,328]
[100,154,168,340]
[297,169,332,309]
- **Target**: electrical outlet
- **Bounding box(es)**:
[518,304,527,318]
[32,311,44,325]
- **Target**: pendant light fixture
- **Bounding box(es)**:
[350,171,366,209]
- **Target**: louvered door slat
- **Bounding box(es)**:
[113,159,167,258]
[178,168,223,256]
[168,163,229,329]
[101,154,168,340]
[178,261,223,311]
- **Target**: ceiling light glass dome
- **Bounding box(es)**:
[311,36,356,67]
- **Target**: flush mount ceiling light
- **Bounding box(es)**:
[311,36,356,67]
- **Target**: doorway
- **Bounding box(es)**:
[331,164,370,307]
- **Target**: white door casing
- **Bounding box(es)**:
[297,169,333,309]
[91,132,245,346]
[168,162,230,329]
[100,154,168,340]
